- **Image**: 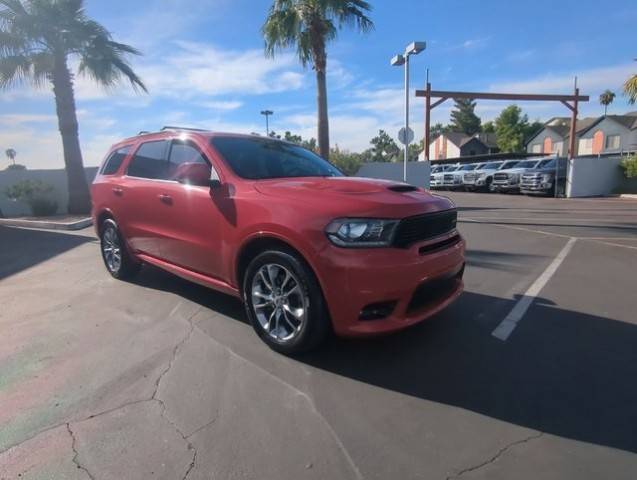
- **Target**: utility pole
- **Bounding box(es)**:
[260,110,273,137]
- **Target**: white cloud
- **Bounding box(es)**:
[0,114,57,126]
[444,37,491,52]
[133,41,306,99]
[199,100,244,111]
[489,63,635,95]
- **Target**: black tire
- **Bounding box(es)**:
[243,249,330,354]
[100,219,141,280]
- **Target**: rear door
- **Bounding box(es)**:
[118,139,169,257]
[153,138,224,277]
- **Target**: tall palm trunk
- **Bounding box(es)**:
[52,52,91,214]
[313,40,330,160]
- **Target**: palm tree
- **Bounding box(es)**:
[0,0,146,214]
[263,0,373,159]
[625,61,637,105]
[5,148,16,165]
[599,89,615,115]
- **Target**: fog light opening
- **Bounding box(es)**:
[359,301,397,321]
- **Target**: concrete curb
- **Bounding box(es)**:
[619,194,637,200]
[0,217,92,231]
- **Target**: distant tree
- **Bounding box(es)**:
[408,139,424,161]
[329,145,363,175]
[482,121,495,134]
[494,105,530,153]
[284,131,317,151]
[268,130,282,139]
[523,120,544,143]
[0,0,147,214]
[5,148,16,166]
[599,90,616,115]
[624,60,637,105]
[263,0,374,159]
[369,130,399,162]
[430,123,449,140]
[450,98,481,135]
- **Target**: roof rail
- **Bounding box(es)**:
[160,126,209,132]
[138,130,151,135]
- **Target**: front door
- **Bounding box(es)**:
[153,139,224,278]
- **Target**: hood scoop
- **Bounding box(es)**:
[388,185,419,193]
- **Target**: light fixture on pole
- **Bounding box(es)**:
[391,41,426,182]
[260,110,274,136]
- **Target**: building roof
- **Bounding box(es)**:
[526,116,598,145]
[436,131,496,149]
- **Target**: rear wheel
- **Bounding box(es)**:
[243,250,330,354]
[100,219,141,279]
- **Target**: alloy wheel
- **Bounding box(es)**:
[102,227,122,273]
[251,263,307,343]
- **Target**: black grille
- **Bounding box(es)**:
[393,209,457,248]
[494,173,508,181]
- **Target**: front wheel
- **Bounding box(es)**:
[243,250,330,354]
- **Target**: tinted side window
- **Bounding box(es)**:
[167,141,212,182]
[101,146,131,175]
[127,141,168,179]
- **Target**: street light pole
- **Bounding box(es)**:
[391,41,426,183]
[403,53,410,183]
[260,110,273,136]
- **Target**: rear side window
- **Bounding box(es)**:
[168,142,208,168]
[101,146,131,175]
[127,141,168,179]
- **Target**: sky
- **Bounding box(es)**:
[1,0,637,169]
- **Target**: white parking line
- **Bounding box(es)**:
[491,237,577,341]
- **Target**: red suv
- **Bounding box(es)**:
[92,127,465,353]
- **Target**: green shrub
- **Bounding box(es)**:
[620,155,637,179]
[5,164,26,171]
[4,180,58,216]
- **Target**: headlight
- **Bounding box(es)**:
[542,174,553,182]
[478,172,487,178]
[325,218,398,247]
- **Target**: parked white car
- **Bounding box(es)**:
[463,161,502,192]
[430,164,458,189]
[445,163,477,190]
[491,159,546,193]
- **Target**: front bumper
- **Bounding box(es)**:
[492,182,519,191]
[315,232,465,337]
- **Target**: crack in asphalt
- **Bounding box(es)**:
[2,307,202,480]
[66,423,96,480]
[152,307,201,479]
[446,432,544,480]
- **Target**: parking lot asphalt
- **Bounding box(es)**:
[1,192,637,480]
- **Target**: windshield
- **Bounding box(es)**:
[538,159,556,168]
[460,164,477,171]
[446,166,459,171]
[515,160,540,169]
[481,162,501,170]
[500,161,519,169]
[210,136,343,180]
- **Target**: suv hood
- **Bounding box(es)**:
[498,167,532,174]
[254,176,453,215]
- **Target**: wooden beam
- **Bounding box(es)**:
[415,89,589,103]
[430,97,448,109]
[561,100,575,112]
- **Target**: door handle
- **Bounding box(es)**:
[158,194,173,205]
[112,187,123,196]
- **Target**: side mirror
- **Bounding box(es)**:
[209,169,222,189]
[174,163,212,187]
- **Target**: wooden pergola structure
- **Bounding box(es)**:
[415,83,589,162]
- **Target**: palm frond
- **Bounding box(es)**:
[0,53,31,88]
[624,74,637,105]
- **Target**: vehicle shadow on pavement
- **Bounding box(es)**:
[0,225,92,280]
[127,265,637,456]
[301,291,637,455]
